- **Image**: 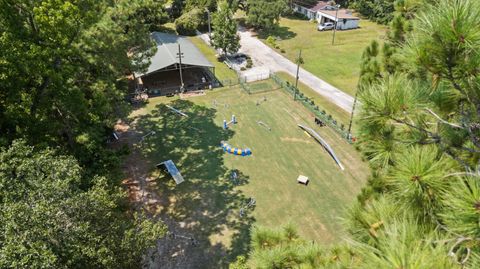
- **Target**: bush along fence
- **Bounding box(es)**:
[270,73,353,143]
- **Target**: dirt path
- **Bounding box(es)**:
[117,120,217,269]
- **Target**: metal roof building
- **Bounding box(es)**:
[135,32,217,96]
[138,32,214,77]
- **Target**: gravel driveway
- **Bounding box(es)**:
[237,27,355,113]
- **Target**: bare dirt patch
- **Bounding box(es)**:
[116,120,221,269]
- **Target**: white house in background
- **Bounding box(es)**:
[292,0,360,30]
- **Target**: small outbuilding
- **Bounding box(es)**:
[316,9,359,30]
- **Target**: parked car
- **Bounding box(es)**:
[317,22,335,31]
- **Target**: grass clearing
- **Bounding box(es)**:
[132,85,369,265]
[275,72,356,133]
[188,37,238,82]
[257,16,387,95]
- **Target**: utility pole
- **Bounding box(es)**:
[177,43,185,92]
[294,49,302,100]
[206,9,212,40]
[332,4,340,45]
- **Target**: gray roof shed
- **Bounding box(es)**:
[138,32,214,77]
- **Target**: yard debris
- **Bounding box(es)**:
[140,130,156,142]
[240,197,256,218]
[166,105,188,117]
[256,96,268,106]
[257,121,271,131]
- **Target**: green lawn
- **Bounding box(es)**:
[257,16,387,95]
[132,86,369,265]
[275,72,351,127]
[188,36,238,82]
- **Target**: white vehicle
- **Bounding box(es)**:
[317,22,335,31]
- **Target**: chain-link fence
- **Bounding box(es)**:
[271,73,353,143]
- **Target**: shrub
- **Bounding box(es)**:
[280,49,286,53]
[310,100,314,106]
[240,67,246,71]
[266,36,276,47]
[175,8,205,36]
[217,54,226,62]
[321,110,326,115]
[246,63,252,69]
[315,106,319,110]
[332,120,337,125]
[340,123,345,130]
[327,114,332,120]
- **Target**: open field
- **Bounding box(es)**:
[257,16,387,95]
[131,85,369,265]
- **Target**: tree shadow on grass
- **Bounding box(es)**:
[257,25,297,40]
[134,99,254,268]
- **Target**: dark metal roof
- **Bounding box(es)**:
[138,32,214,77]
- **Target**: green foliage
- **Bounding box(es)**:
[169,0,186,20]
[175,7,206,35]
[266,36,276,47]
[211,1,240,55]
[248,224,361,268]
[185,0,218,11]
[246,0,288,30]
[0,1,169,266]
[351,219,457,268]
[229,255,249,269]
[353,0,480,267]
[0,141,166,268]
[359,40,383,86]
[440,176,480,241]
[350,0,396,24]
[388,146,456,220]
[345,196,404,245]
[0,0,163,176]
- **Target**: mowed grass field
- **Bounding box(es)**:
[132,85,369,264]
[257,16,387,95]
[188,36,238,82]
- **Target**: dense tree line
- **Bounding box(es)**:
[232,0,480,267]
[349,0,396,24]
[174,0,288,35]
[0,0,168,267]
